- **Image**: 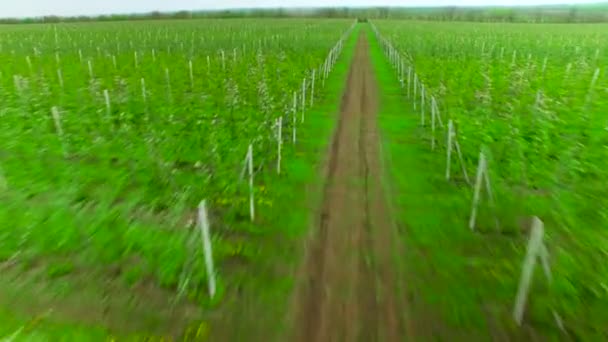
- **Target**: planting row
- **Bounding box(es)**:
[0,19,354,305]
[372,20,607,338]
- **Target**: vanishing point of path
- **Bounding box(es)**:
[291,32,410,341]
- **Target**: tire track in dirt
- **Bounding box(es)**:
[291,32,406,342]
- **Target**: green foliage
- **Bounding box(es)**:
[0,18,353,337]
[374,21,608,338]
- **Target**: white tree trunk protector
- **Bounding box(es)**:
[197,200,216,299]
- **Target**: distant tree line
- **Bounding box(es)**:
[1,5,607,24]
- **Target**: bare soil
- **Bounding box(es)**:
[291,32,408,341]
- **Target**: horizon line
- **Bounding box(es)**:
[2,2,606,20]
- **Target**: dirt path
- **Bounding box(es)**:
[291,32,407,342]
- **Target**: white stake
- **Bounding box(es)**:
[247,145,255,221]
[141,78,147,105]
[78,49,82,62]
[26,56,32,73]
[292,91,297,144]
[165,68,172,102]
[513,217,552,325]
[588,67,600,92]
[431,97,436,150]
[469,151,494,231]
[413,74,418,110]
[112,55,117,69]
[432,96,444,128]
[134,51,139,68]
[585,68,601,105]
[197,200,216,299]
[310,70,315,107]
[400,60,405,87]
[301,78,306,123]
[534,90,542,109]
[51,106,63,136]
[407,67,411,98]
[189,60,194,89]
[57,68,64,89]
[104,89,111,118]
[276,116,282,174]
[323,58,328,83]
[446,120,454,180]
[87,60,93,79]
[421,84,425,126]
[152,48,156,62]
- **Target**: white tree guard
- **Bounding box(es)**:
[431,96,436,150]
[51,107,63,136]
[420,84,425,126]
[165,68,172,101]
[292,91,297,144]
[189,60,194,89]
[52,106,68,157]
[445,120,470,184]
[413,74,418,110]
[57,69,64,89]
[247,144,255,222]
[276,116,282,175]
[469,151,495,231]
[301,78,306,123]
[103,89,111,118]
[400,60,405,88]
[407,67,412,98]
[197,200,217,299]
[310,69,316,107]
[26,56,32,73]
[513,217,552,325]
[87,60,93,79]
[141,78,147,105]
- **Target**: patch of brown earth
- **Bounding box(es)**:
[291,32,408,342]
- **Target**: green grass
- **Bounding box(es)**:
[366,23,568,339]
[203,24,361,341]
[0,19,357,340]
[370,20,608,340]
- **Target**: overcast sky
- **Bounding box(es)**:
[0,0,604,18]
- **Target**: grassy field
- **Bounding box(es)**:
[0,18,355,339]
[1,17,607,340]
[372,20,608,339]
